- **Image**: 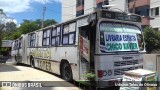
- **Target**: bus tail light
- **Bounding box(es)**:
[98,70,103,78]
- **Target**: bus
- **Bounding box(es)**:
[11,9,145,87]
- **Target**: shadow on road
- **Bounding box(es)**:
[0,64,20,72]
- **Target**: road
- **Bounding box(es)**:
[0,60,81,90]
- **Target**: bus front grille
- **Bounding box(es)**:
[114,66,143,76]
[114,60,138,67]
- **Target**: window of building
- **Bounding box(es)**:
[155,7,159,16]
[135,9,140,15]
[43,30,50,46]
[97,0,108,9]
[76,10,84,17]
[76,0,84,7]
[128,0,134,3]
[62,22,76,45]
[151,8,154,16]
[51,27,61,46]
[131,5,149,16]
[151,7,159,16]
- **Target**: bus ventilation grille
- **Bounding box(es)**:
[114,66,143,76]
[114,60,138,67]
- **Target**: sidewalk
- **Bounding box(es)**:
[5,58,16,65]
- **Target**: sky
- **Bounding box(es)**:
[0,0,62,25]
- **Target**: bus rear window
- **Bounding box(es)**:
[99,22,144,53]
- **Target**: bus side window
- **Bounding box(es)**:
[51,27,60,46]
[30,33,36,47]
[19,38,22,49]
[62,22,76,45]
[43,29,50,46]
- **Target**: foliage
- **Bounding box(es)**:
[43,19,57,27]
[143,26,160,53]
[18,21,39,34]
[2,22,19,40]
[2,19,57,40]
[19,19,57,34]
[0,19,57,53]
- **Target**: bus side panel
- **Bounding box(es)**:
[50,46,79,80]
[49,46,79,80]
[29,46,79,80]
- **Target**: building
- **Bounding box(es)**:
[76,0,127,17]
[128,0,150,28]
[62,0,76,22]
[150,0,160,30]
[62,0,127,21]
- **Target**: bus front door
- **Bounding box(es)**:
[78,25,96,81]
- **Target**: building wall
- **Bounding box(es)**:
[128,0,150,9]
[62,0,127,21]
[150,0,160,30]
[84,0,95,15]
[62,0,76,22]
[128,0,150,26]
[109,0,127,12]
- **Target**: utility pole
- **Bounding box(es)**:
[41,6,46,28]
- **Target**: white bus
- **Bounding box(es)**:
[11,9,145,87]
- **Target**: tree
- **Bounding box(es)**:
[1,18,57,42]
[34,19,57,28]
[43,19,57,27]
[3,22,20,40]
[19,20,39,34]
[143,27,160,53]
[18,19,57,34]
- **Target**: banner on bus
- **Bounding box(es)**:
[79,35,90,62]
[100,32,139,52]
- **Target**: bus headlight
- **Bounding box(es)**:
[98,70,113,78]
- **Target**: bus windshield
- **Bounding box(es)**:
[99,22,144,53]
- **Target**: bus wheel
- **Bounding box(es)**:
[30,57,35,68]
[61,62,73,82]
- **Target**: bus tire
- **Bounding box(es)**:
[61,62,73,82]
[30,57,35,68]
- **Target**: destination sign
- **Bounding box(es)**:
[101,10,141,22]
